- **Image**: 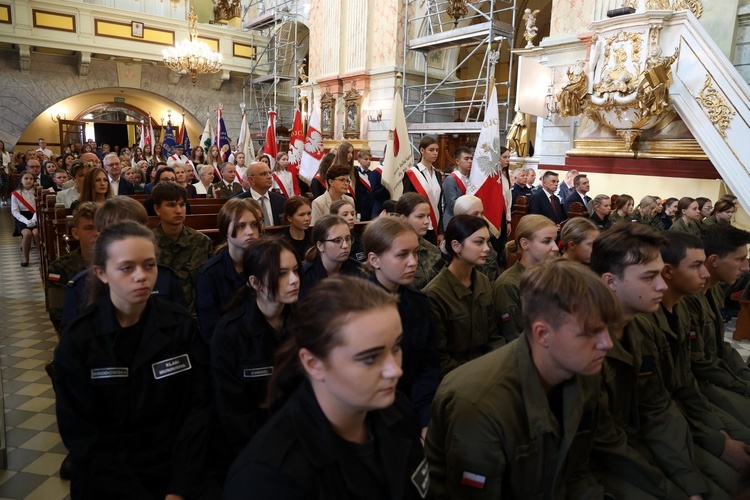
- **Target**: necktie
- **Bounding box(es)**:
[550,195,557,215]
[259,195,271,226]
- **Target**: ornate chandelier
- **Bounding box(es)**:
[162,6,223,85]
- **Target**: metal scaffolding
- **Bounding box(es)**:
[402,0,517,138]
[242,0,301,131]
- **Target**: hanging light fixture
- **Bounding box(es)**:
[162,5,223,85]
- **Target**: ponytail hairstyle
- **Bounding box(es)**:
[677,196,696,217]
[362,216,416,274]
[396,192,429,217]
[506,214,556,258]
[561,217,598,253]
[304,215,349,262]
[87,221,157,306]
[266,276,398,412]
[443,214,489,263]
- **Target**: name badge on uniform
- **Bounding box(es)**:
[241,364,273,380]
[355,251,366,262]
[411,458,429,498]
[152,354,191,380]
[91,367,128,379]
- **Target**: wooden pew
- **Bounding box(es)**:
[510,196,528,240]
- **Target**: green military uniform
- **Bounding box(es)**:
[637,304,750,495]
[684,286,750,424]
[208,181,242,199]
[476,246,500,282]
[422,267,505,376]
[413,235,444,290]
[47,248,86,331]
[594,320,709,497]
[701,215,719,227]
[426,335,604,499]
[634,213,665,233]
[609,211,627,224]
[492,260,525,342]
[153,225,213,315]
[669,217,701,236]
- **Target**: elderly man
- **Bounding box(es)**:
[103,153,135,196]
[234,161,285,226]
[25,159,53,189]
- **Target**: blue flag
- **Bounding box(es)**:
[162,121,176,156]
[218,116,231,161]
[178,123,191,157]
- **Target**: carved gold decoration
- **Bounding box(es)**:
[320,90,335,140]
[616,129,642,151]
[593,31,643,97]
[623,0,702,18]
[696,74,735,138]
[523,9,540,48]
[445,0,481,27]
[557,60,588,117]
[343,82,362,140]
[213,0,241,22]
[506,111,531,157]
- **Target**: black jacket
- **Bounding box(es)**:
[370,275,440,428]
[528,189,565,224]
[232,189,286,226]
[299,256,363,299]
[211,301,293,463]
[54,297,212,499]
[223,381,428,500]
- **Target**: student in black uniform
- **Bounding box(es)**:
[363,216,440,434]
[299,214,362,298]
[281,195,313,262]
[196,198,264,343]
[211,237,300,473]
[330,198,366,264]
[55,221,213,500]
[223,276,428,499]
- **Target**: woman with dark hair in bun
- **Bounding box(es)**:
[422,214,505,376]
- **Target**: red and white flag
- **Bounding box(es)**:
[468,84,505,229]
[299,106,325,181]
[381,91,413,200]
[286,109,303,196]
[138,120,146,150]
[264,109,278,169]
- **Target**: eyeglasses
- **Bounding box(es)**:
[322,236,352,246]
[333,177,351,184]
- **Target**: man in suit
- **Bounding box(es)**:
[233,161,285,226]
[528,170,564,226]
[563,174,592,215]
[103,153,135,196]
[557,169,578,203]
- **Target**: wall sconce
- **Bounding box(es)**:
[50,113,66,123]
[367,110,382,123]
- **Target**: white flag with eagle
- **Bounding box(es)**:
[299,106,325,181]
[468,84,506,229]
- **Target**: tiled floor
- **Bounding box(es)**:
[0,205,748,499]
[0,206,69,500]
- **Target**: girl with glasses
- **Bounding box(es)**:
[299,214,362,298]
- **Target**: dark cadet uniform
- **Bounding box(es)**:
[196,250,246,343]
[637,303,750,495]
[54,297,213,499]
[60,265,186,332]
[426,335,604,499]
[47,248,85,331]
[153,224,213,314]
[492,260,525,341]
[684,286,750,426]
[299,256,363,299]
[594,319,709,498]
[211,301,292,466]
[370,275,440,428]
[223,380,428,500]
[412,235,444,290]
[422,267,505,376]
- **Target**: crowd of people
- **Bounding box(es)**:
[5,134,750,499]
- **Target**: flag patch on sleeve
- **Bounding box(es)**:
[501,313,510,323]
[461,471,486,490]
[47,273,61,282]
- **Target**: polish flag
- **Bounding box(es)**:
[381,91,412,200]
[468,84,505,229]
[138,120,146,150]
[287,109,303,195]
[299,106,325,182]
[264,109,278,169]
